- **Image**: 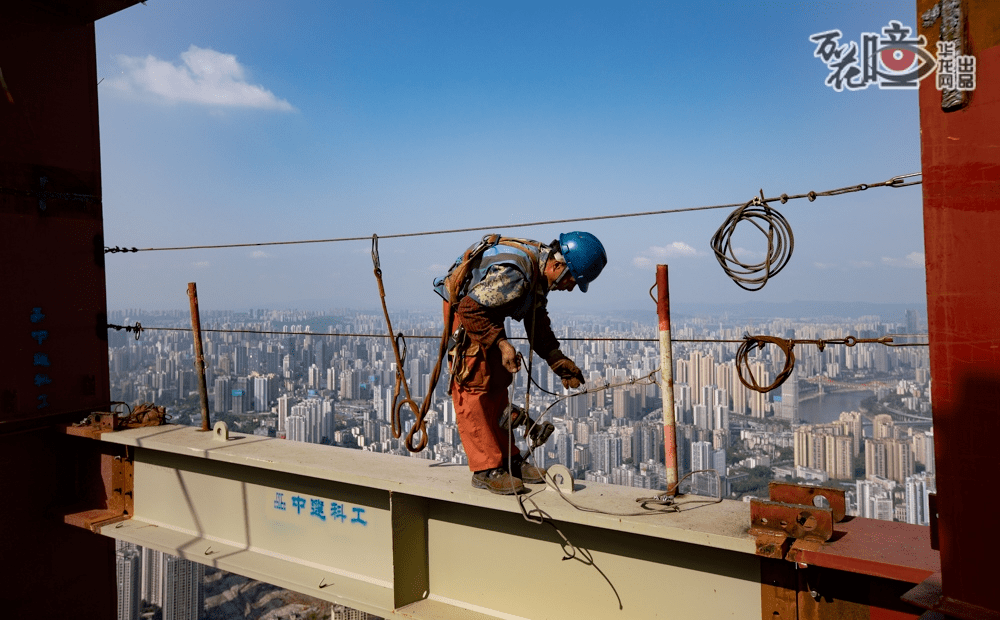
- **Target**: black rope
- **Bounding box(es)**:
[107,322,143,340]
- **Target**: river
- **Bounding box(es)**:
[795,390,870,425]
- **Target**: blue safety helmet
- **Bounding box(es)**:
[558,231,607,293]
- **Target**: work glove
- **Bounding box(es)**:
[546,350,585,389]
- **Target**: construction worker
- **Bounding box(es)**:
[433,232,607,494]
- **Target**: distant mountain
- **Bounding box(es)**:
[589,300,926,324]
[673,300,926,322]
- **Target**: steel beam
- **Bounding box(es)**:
[101,424,761,619]
[95,424,945,619]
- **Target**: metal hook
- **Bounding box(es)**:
[371,234,381,271]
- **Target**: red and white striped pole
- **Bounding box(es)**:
[657,265,678,495]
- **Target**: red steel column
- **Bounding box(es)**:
[918,0,1000,616]
[657,265,678,494]
[0,3,144,619]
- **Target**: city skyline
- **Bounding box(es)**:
[107,306,932,506]
[107,305,934,618]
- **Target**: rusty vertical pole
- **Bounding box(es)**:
[187,282,211,431]
[657,265,678,495]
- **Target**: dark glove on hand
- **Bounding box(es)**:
[547,351,585,389]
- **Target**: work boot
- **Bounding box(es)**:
[472,468,525,495]
[511,454,546,484]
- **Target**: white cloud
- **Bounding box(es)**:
[813,262,837,269]
[881,252,925,268]
[851,260,874,268]
[110,45,294,111]
[632,241,704,270]
[192,261,210,268]
[648,242,700,258]
[251,250,272,259]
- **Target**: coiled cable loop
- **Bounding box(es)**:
[711,191,794,291]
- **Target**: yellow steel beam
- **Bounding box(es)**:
[101,424,761,619]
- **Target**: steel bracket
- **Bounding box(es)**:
[64,446,134,532]
[750,482,846,560]
[750,498,834,558]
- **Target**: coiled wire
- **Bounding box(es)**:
[711,193,794,291]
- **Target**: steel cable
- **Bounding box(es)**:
[106,323,928,348]
[734,334,900,393]
[102,173,920,253]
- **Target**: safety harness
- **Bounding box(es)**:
[373,234,545,453]
[440,235,546,384]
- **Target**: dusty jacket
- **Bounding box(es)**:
[433,239,560,358]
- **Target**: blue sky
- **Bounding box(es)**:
[96,1,926,314]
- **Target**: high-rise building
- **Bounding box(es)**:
[873,414,895,440]
[712,428,728,451]
[824,434,853,480]
[287,398,334,444]
[691,441,711,473]
[866,438,914,483]
[674,382,691,419]
[905,473,935,526]
[690,440,722,497]
[837,411,863,457]
[748,361,769,418]
[693,404,709,430]
[115,549,141,620]
[794,427,810,468]
[162,555,204,620]
[556,430,575,470]
[713,405,729,432]
[231,384,247,415]
[213,376,230,416]
[286,413,307,442]
[612,387,635,420]
[252,374,272,412]
[277,394,291,434]
[233,345,248,375]
[905,309,920,344]
[688,351,709,405]
[590,432,621,474]
[725,361,749,416]
[565,390,587,419]
[141,547,163,606]
[856,477,895,521]
[776,366,798,420]
[912,429,935,473]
